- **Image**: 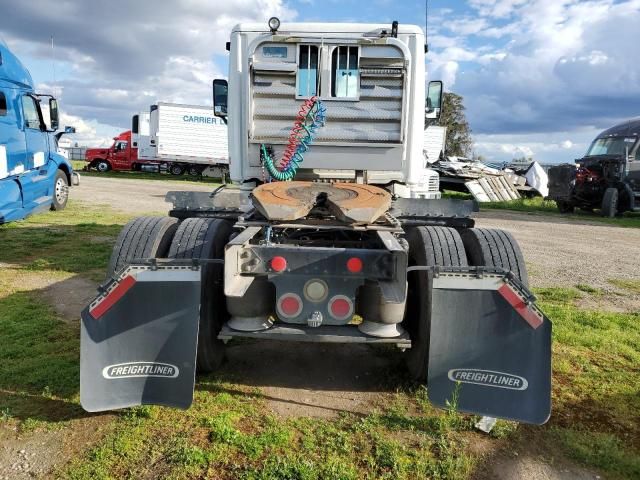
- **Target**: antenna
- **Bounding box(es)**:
[51,35,57,97]
[425,0,429,53]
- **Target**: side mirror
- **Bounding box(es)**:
[212,79,228,118]
[64,126,76,134]
[49,98,59,131]
[426,80,443,120]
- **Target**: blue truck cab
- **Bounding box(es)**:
[0,40,78,224]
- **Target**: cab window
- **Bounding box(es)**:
[297,45,319,98]
[115,141,128,151]
[0,92,7,116]
[21,95,41,129]
[331,46,359,98]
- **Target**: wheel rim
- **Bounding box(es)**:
[171,166,182,175]
[98,162,108,172]
[55,177,68,204]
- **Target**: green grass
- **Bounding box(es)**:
[0,202,638,479]
[0,200,133,280]
[608,278,640,294]
[71,160,223,185]
[535,287,640,478]
[64,383,477,480]
[442,190,640,228]
[552,429,640,478]
[0,289,82,426]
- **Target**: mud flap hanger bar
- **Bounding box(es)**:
[407,265,543,329]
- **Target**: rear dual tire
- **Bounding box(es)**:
[168,218,232,373]
[403,227,467,381]
[106,216,232,374]
[403,226,528,381]
[460,228,529,287]
[107,216,179,277]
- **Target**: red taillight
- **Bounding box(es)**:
[346,257,363,273]
[270,256,287,272]
[328,295,353,320]
[277,293,303,318]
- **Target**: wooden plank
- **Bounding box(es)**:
[478,177,500,202]
[465,180,492,202]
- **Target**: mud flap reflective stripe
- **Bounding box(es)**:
[427,271,551,424]
[80,266,201,412]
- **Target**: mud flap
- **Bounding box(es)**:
[80,265,201,412]
[427,271,552,424]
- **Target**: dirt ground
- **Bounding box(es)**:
[72,174,213,214]
[3,175,635,479]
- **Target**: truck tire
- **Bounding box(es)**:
[95,160,111,172]
[556,200,574,214]
[460,228,529,287]
[50,170,69,211]
[601,188,618,218]
[188,165,202,176]
[403,226,467,382]
[168,218,232,373]
[106,216,179,277]
[169,164,185,176]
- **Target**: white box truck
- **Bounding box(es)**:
[137,103,229,177]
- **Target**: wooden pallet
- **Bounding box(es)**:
[465,175,521,203]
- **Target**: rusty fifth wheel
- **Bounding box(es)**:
[251,181,392,224]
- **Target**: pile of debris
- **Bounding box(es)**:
[431,157,549,203]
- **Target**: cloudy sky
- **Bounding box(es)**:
[1,0,639,163]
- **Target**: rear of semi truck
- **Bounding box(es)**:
[80,21,552,425]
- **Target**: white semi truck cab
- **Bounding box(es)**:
[80,20,551,427]
[214,21,442,198]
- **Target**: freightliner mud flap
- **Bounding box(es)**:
[424,268,551,424]
[80,264,201,412]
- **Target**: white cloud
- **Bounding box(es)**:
[3,0,298,145]
[473,128,601,163]
[431,0,640,159]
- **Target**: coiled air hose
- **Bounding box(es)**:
[261,97,326,181]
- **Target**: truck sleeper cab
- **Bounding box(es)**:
[0,41,77,224]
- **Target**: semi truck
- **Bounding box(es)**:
[80,20,551,426]
[85,103,229,177]
[0,40,78,224]
[548,118,640,216]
